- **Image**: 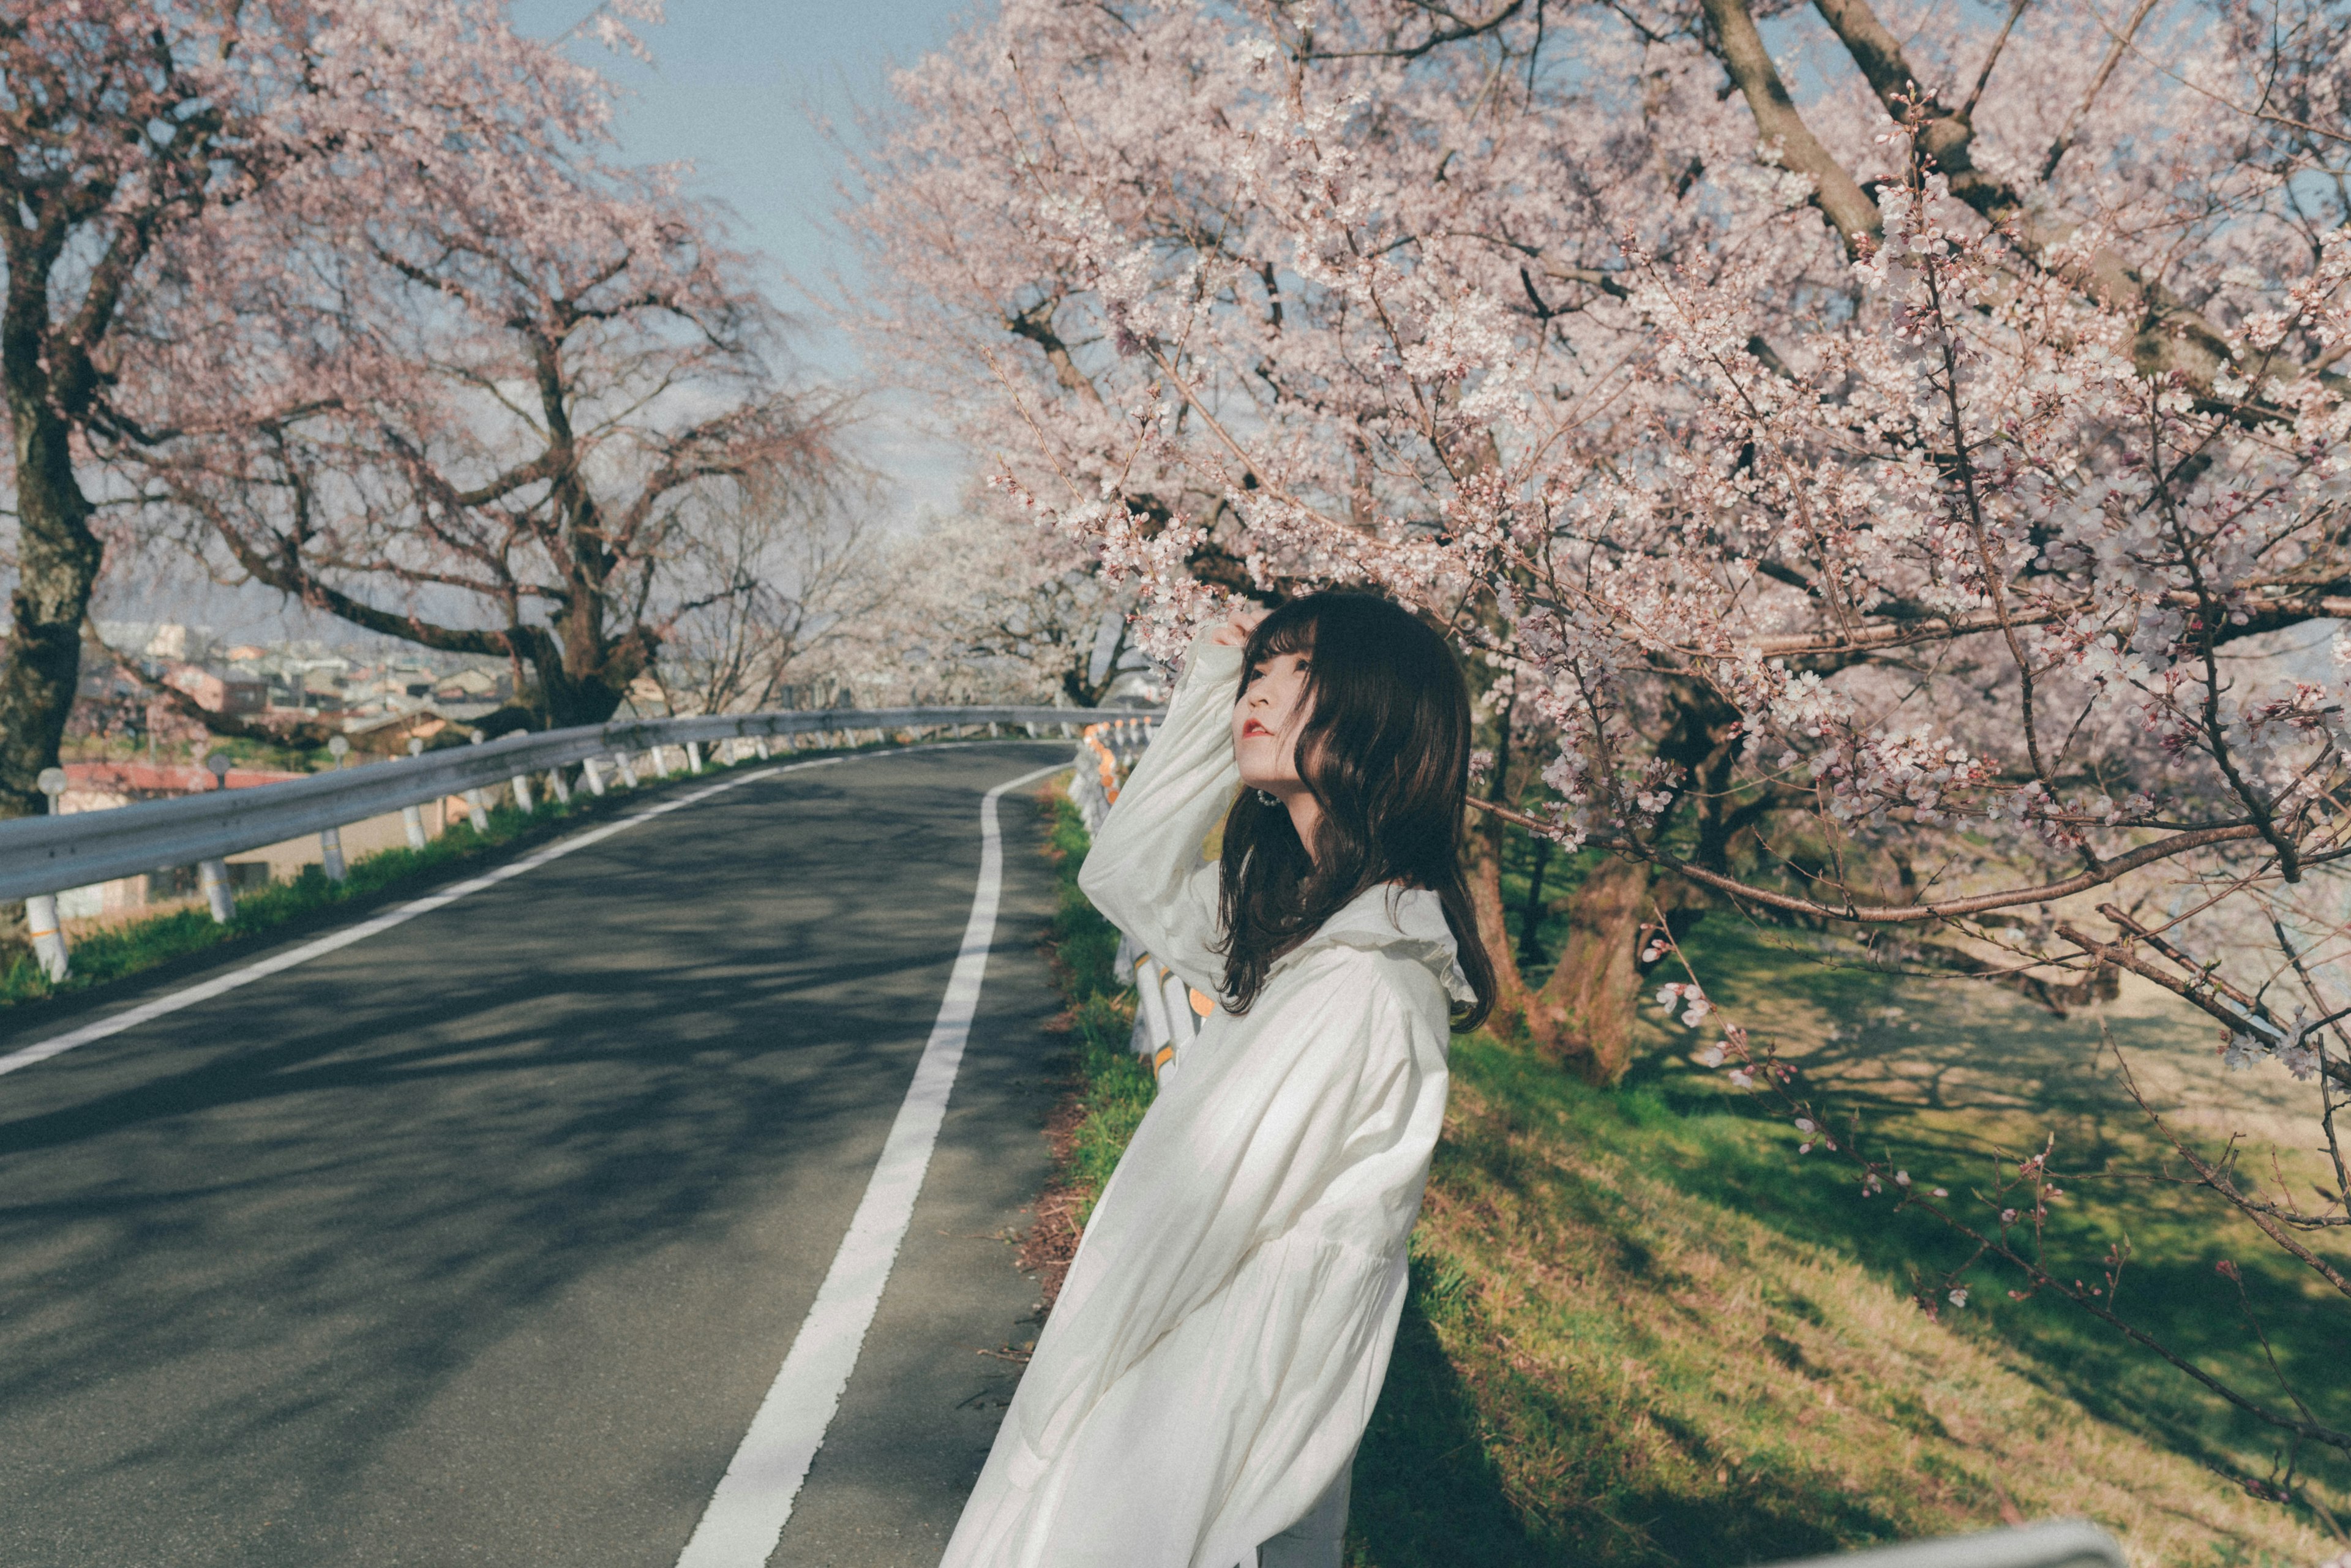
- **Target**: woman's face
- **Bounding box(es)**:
[1233,647,1313,795]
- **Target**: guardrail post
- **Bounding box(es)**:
[399,737,432,848]
[583,757,608,795]
[26,892,69,981]
[685,741,703,773]
[459,734,492,833]
[317,737,353,880]
[28,768,72,978]
[198,858,234,923]
[511,772,534,814]
[617,751,641,788]
[546,766,571,805]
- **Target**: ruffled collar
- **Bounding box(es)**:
[1289,882,1477,1007]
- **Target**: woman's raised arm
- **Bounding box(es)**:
[1076,626,1247,996]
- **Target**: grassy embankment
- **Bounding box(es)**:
[0,732,925,1009]
[1034,792,2336,1567]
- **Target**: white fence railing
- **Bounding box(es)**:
[1769,1520,2125,1568]
[1065,717,1212,1079]
[1063,729,2134,1568]
[4,704,1132,981]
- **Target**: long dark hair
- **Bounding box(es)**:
[1216,591,1495,1029]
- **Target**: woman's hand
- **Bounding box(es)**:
[1208,601,1270,647]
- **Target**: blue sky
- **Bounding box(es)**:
[520,0,986,521]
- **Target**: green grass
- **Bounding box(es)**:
[1040,792,1158,1227]
[1632,917,2350,1517]
[1032,803,2338,1566]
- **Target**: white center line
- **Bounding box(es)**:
[673,759,1065,1568]
[0,752,882,1081]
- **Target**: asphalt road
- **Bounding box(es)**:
[0,741,1071,1567]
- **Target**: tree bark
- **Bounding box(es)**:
[0,264,104,821]
[516,621,646,730]
[1700,0,1883,257]
[1533,853,1654,1085]
[1469,814,1660,1084]
[1466,819,1539,1038]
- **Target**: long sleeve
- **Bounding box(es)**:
[943,948,1451,1566]
[1076,630,1245,996]
[940,883,1466,1568]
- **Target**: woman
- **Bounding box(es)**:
[942,591,1494,1568]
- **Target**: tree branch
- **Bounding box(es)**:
[1701,0,1883,256]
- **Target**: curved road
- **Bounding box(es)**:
[0,741,1072,1567]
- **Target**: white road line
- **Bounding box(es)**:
[674,759,1065,1568]
[0,756,854,1080]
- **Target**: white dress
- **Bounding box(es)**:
[940,632,1471,1568]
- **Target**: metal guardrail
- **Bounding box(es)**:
[1768,1520,2126,1568]
[4,704,1139,981]
[1064,718,1212,1079]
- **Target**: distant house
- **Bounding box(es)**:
[342,707,474,751]
[164,663,268,715]
[433,666,505,702]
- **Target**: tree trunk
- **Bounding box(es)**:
[0,373,102,821]
[1472,828,1657,1084]
[1531,853,1653,1085]
[1465,822,1537,1038]
[538,658,631,729]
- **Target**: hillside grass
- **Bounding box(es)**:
[1645,919,2349,1520]
[1032,794,2337,1567]
[1037,791,1159,1229]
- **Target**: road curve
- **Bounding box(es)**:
[0,741,1071,1568]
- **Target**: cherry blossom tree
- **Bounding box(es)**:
[883,509,1138,705]
[856,0,2351,1501]
[645,484,891,716]
[1,0,301,819]
[854,0,2351,1054]
[0,0,673,811]
[763,508,1138,708]
[149,143,848,733]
